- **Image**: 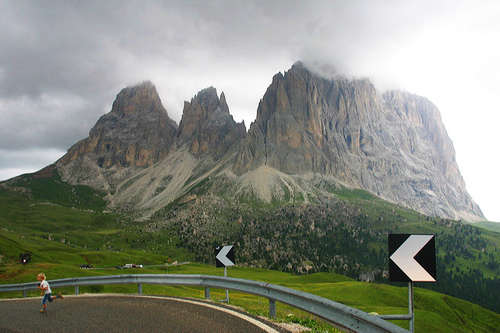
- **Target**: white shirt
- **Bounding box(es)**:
[40,279,51,294]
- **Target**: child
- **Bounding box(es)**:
[37,272,63,313]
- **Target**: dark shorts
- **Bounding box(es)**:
[41,293,53,305]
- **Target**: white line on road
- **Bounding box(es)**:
[143,296,280,333]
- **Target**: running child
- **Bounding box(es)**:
[37,272,63,313]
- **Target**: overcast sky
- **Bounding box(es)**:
[1,1,499,221]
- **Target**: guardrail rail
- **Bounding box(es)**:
[0,274,408,333]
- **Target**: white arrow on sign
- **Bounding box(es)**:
[216,245,234,267]
[390,235,435,282]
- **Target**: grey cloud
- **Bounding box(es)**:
[0,93,96,151]
[0,1,458,100]
[0,148,64,170]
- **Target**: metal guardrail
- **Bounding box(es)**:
[0,274,408,333]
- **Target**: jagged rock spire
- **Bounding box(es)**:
[59,81,177,170]
[177,87,245,157]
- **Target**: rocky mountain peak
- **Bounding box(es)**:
[190,87,219,113]
[110,81,164,118]
[235,62,483,221]
[219,91,230,114]
[177,87,245,157]
[88,81,178,147]
[57,82,178,190]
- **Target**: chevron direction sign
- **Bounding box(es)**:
[215,245,235,267]
[389,234,436,282]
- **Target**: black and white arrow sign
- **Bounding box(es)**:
[389,234,436,282]
[215,245,235,267]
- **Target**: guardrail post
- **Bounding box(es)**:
[269,299,276,319]
[75,285,79,295]
[138,283,142,295]
[204,287,210,300]
[23,287,26,298]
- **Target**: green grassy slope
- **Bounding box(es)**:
[6,165,106,211]
[473,221,500,233]
[0,169,194,270]
[1,170,499,332]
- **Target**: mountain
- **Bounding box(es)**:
[57,81,178,192]
[177,87,246,158]
[49,61,481,221]
[50,64,481,220]
[234,62,482,221]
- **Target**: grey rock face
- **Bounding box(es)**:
[57,81,178,190]
[177,87,246,159]
[234,62,483,221]
[380,90,483,221]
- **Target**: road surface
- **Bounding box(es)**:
[0,295,284,332]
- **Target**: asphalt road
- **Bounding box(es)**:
[0,295,283,333]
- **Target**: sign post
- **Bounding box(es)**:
[224,266,228,302]
[378,234,436,333]
[215,245,235,303]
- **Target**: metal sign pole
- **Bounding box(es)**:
[215,245,235,304]
[224,266,229,303]
[409,281,414,332]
